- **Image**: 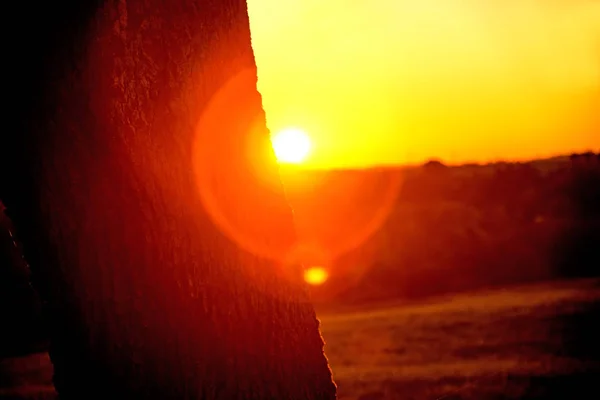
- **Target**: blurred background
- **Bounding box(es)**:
[2,0,600,398]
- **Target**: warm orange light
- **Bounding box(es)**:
[304,266,329,286]
[248,0,600,167]
[271,128,311,164]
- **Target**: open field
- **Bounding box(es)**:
[319,278,600,400]
[1,279,599,399]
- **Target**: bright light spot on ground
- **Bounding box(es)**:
[271,127,311,164]
[304,266,329,286]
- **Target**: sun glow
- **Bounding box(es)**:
[304,267,329,286]
[248,0,600,168]
[271,127,312,164]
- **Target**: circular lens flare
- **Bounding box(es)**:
[192,68,296,263]
[271,127,311,164]
[304,266,329,286]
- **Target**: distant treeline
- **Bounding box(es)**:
[1,153,599,355]
[283,152,600,305]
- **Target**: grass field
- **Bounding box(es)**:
[1,279,599,399]
[319,278,600,400]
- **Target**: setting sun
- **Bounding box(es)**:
[248,0,600,168]
[303,267,329,286]
[271,127,312,164]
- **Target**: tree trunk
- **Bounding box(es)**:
[2,0,336,398]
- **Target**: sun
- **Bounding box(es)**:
[271,127,311,164]
[303,267,328,286]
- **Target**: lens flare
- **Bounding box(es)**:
[304,266,329,286]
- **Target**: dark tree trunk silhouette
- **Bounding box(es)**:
[2,0,336,398]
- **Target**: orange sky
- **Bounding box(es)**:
[247,0,600,168]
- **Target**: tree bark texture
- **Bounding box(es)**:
[2,0,337,398]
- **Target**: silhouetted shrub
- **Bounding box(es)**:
[0,201,47,357]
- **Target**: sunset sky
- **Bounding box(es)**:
[247,0,600,168]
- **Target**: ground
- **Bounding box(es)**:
[1,279,599,399]
[319,278,600,400]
